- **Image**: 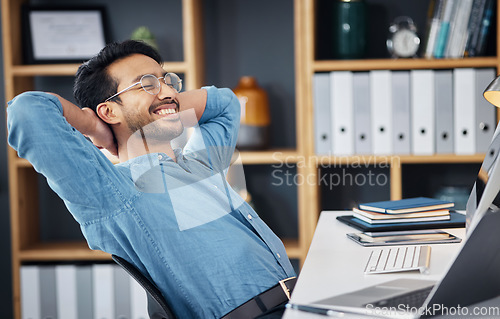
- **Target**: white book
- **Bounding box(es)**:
[93,264,115,319]
[21,266,41,319]
[391,71,411,155]
[353,211,450,224]
[454,68,476,154]
[130,276,149,319]
[411,70,435,155]
[370,70,393,155]
[313,73,332,155]
[39,265,57,319]
[114,265,132,319]
[424,0,446,58]
[435,69,454,154]
[435,0,457,58]
[330,71,354,155]
[353,72,372,155]
[56,265,78,319]
[76,265,94,319]
[445,0,473,57]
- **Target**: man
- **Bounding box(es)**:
[7,40,295,318]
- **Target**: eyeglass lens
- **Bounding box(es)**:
[141,75,161,95]
[165,73,182,92]
[141,73,182,95]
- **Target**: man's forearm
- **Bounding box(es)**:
[48,93,117,155]
[48,93,97,135]
[177,88,207,122]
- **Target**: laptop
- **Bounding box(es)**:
[308,126,500,318]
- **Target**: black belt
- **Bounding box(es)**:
[221,277,297,319]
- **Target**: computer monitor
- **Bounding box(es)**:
[465,123,500,232]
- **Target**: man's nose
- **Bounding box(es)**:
[157,82,177,99]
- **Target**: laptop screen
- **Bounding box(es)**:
[466,124,500,229]
[424,204,500,318]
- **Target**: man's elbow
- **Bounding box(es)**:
[220,88,241,120]
[7,92,61,149]
[8,92,61,121]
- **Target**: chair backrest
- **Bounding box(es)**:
[111,255,176,319]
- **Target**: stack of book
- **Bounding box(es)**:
[313,68,497,157]
[423,0,494,59]
[352,197,454,225]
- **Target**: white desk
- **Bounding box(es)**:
[284,211,467,319]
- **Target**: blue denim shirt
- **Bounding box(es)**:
[7,86,295,318]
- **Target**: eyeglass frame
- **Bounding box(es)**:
[104,73,182,102]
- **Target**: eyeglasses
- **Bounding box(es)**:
[105,73,182,102]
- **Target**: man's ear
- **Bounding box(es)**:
[96,102,121,124]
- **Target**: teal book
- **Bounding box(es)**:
[433,0,457,58]
[358,197,454,214]
[434,22,451,58]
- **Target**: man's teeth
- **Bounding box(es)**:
[156,108,177,115]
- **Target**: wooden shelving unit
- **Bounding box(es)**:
[293,0,500,254]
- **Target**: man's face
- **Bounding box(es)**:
[106,54,183,142]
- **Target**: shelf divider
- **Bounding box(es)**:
[19,242,110,261]
[12,61,187,76]
[314,57,499,72]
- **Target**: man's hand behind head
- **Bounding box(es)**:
[82,107,118,156]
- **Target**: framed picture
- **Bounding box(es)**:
[22,5,109,64]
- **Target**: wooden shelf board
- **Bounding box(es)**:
[161,61,187,73]
[17,153,485,169]
[313,57,499,72]
[19,242,110,261]
[12,64,80,76]
[17,150,301,166]
[18,239,299,261]
[11,61,187,77]
[313,154,486,166]
[238,149,301,164]
[398,154,486,164]
[314,155,398,166]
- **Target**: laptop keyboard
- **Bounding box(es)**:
[367,286,434,308]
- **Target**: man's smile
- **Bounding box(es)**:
[151,100,180,120]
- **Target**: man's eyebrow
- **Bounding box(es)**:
[131,72,167,83]
[132,74,146,83]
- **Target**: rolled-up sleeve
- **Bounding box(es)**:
[7,92,131,224]
[193,86,240,171]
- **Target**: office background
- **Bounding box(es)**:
[2,0,497,317]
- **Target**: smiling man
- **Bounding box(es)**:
[7,40,295,318]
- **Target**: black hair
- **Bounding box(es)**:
[73,40,162,111]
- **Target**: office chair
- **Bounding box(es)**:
[111,255,177,319]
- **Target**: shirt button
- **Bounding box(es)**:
[247,214,252,220]
[277,253,281,259]
[157,154,163,161]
